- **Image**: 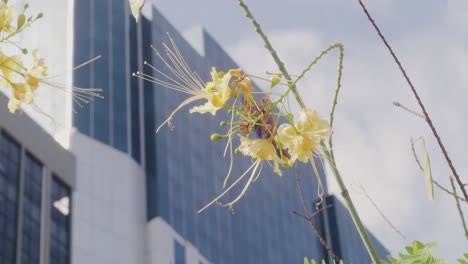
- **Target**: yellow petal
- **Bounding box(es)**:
[7,98,21,113]
[189,101,219,115]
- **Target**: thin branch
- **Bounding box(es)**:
[411,139,467,202]
[357,0,468,202]
[293,204,334,222]
[434,180,466,202]
[450,177,468,240]
[393,101,426,121]
[236,0,304,107]
[294,164,340,261]
[359,184,409,242]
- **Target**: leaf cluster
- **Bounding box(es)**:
[304,258,344,264]
[382,241,443,264]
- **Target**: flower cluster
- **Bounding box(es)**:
[0,1,102,114]
[0,1,47,113]
[0,49,47,112]
[135,35,331,212]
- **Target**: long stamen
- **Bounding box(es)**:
[166,34,205,88]
[133,71,193,94]
[163,45,202,94]
[197,159,261,213]
[143,60,197,94]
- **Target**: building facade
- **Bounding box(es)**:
[0,93,75,264]
[0,0,388,263]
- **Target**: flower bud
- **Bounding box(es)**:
[219,121,227,127]
[210,134,223,141]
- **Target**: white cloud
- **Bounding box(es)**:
[227,28,467,261]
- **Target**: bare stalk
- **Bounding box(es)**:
[357,0,468,202]
[294,165,340,261]
[450,177,468,240]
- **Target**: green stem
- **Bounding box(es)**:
[450,177,468,240]
[236,0,381,262]
[434,180,466,202]
[236,0,304,108]
[321,143,381,262]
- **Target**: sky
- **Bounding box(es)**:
[152,0,466,261]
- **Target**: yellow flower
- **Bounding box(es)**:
[7,82,34,113]
[277,108,330,165]
[25,49,47,91]
[0,51,22,85]
[229,69,254,103]
[197,135,283,213]
[277,108,330,209]
[189,67,232,115]
[238,136,282,176]
[134,35,233,132]
[29,49,48,76]
[0,3,16,33]
[0,50,48,113]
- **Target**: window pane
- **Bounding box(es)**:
[72,0,91,135]
[92,0,110,143]
[0,133,20,264]
[174,240,185,264]
[21,154,43,264]
[49,177,71,264]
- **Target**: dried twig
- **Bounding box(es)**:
[294,164,340,261]
[357,0,468,202]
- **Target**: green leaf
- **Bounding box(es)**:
[420,138,434,200]
[304,257,310,264]
[464,253,468,259]
[404,246,413,254]
[17,14,25,29]
[458,259,468,264]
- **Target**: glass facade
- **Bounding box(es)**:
[0,131,72,264]
[21,154,43,264]
[316,196,389,262]
[0,133,20,264]
[92,0,111,144]
[73,0,130,155]
[49,176,71,264]
[174,240,186,264]
[111,0,129,153]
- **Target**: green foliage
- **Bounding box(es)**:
[303,257,344,264]
[457,253,468,264]
[383,241,444,264]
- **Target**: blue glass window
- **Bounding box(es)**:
[92,0,110,143]
[129,16,140,163]
[21,154,43,264]
[49,177,71,264]
[111,0,128,153]
[174,240,185,264]
[72,0,91,135]
[0,133,20,264]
